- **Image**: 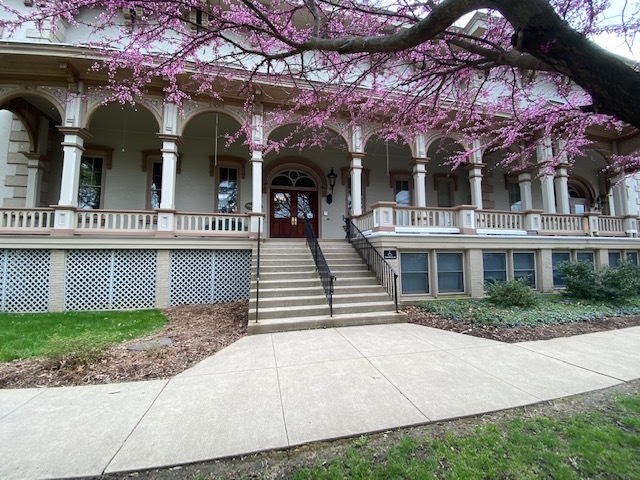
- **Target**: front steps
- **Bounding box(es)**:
[248,239,406,334]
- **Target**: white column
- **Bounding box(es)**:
[24,153,44,208]
[159,136,180,210]
[57,128,90,207]
[53,127,90,234]
[518,171,533,211]
[251,149,263,215]
[554,165,570,214]
[624,175,639,216]
[465,163,484,210]
[156,135,181,237]
[350,154,364,216]
[410,158,427,207]
[536,138,556,213]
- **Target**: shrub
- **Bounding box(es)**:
[485,278,539,308]
[42,333,110,370]
[558,260,640,302]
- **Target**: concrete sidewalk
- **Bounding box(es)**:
[2,323,640,479]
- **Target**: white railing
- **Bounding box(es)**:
[476,210,524,230]
[175,212,249,234]
[598,215,625,236]
[540,213,586,235]
[353,210,374,232]
[395,207,457,227]
[0,208,54,233]
[76,210,158,233]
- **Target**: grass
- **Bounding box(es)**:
[291,393,640,479]
[419,295,640,328]
[0,310,167,362]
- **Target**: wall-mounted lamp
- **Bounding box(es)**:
[327,168,337,205]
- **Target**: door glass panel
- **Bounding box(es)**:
[273,192,291,218]
[298,193,313,218]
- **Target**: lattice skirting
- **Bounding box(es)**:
[0,249,51,312]
[0,248,252,312]
[65,250,157,311]
[170,250,251,306]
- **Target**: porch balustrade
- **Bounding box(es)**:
[395,207,457,228]
[598,215,626,237]
[0,208,252,237]
[76,210,157,233]
[0,208,54,233]
[353,203,631,238]
[476,210,524,230]
[175,212,249,235]
[540,213,587,235]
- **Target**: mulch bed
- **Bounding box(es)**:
[404,305,640,343]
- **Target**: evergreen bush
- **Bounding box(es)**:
[485,278,539,308]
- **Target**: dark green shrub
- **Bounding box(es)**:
[558,260,640,302]
[557,260,598,299]
[485,278,539,308]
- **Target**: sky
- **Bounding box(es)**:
[593,0,638,59]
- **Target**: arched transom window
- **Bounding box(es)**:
[272,170,316,188]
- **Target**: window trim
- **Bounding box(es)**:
[433,173,458,208]
[212,156,246,214]
[436,251,465,294]
[78,154,106,210]
[390,170,412,207]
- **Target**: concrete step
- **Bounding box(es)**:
[253,278,321,289]
[332,292,391,304]
[247,311,407,334]
[257,270,318,280]
[248,304,330,321]
[332,301,397,315]
[332,284,391,295]
[249,294,328,309]
[252,285,323,298]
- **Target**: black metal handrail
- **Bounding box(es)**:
[303,215,336,316]
[254,216,262,323]
[344,216,399,312]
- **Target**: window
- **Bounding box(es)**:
[552,251,571,287]
[508,179,522,212]
[437,252,464,293]
[483,252,507,283]
[78,156,104,209]
[627,251,639,266]
[395,179,410,206]
[149,160,162,209]
[609,251,621,268]
[217,167,238,213]
[576,251,595,265]
[401,253,429,294]
[513,252,536,287]
[434,175,456,207]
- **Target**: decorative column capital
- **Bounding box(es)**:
[58,127,91,142]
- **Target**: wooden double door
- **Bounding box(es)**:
[271,189,319,238]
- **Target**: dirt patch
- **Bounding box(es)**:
[404,305,640,343]
[0,302,247,389]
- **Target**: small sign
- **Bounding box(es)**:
[383,250,397,260]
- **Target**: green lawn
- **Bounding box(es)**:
[0,310,167,362]
[292,393,640,479]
